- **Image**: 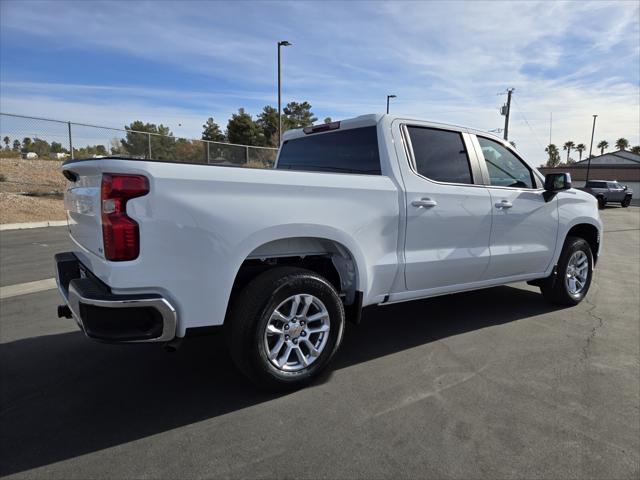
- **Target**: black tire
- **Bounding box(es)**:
[621,196,631,208]
[540,236,593,306]
[225,266,345,390]
[597,196,606,209]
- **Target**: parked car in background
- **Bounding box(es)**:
[579,180,633,208]
[55,114,603,389]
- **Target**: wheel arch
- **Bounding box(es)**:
[228,225,369,311]
[565,222,600,265]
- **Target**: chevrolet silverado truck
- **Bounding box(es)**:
[578,180,633,209]
[55,114,602,388]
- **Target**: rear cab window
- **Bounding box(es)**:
[276,126,381,175]
[405,126,473,184]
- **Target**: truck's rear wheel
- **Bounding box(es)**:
[539,236,593,306]
[226,267,345,390]
[597,195,606,209]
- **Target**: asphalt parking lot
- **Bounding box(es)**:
[1,207,639,479]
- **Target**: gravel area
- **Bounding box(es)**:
[0,157,66,194]
[0,158,67,224]
[0,193,65,224]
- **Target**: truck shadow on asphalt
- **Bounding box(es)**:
[0,285,563,476]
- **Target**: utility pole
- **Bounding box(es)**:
[501,88,514,141]
[386,94,396,114]
[549,112,552,146]
[277,40,292,146]
[586,114,598,182]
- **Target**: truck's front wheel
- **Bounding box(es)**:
[226,267,345,390]
[539,236,593,306]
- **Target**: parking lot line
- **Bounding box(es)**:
[0,278,57,300]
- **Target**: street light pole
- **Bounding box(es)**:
[586,114,598,182]
[277,40,292,146]
[386,95,396,114]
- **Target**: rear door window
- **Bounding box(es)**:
[406,126,473,184]
[276,126,381,175]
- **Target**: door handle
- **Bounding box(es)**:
[495,200,513,209]
[412,198,438,208]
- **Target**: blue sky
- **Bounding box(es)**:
[1,0,638,163]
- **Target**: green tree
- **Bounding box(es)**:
[3,136,9,150]
[21,137,33,152]
[562,141,575,163]
[50,141,64,154]
[226,108,265,146]
[545,144,561,167]
[631,145,640,155]
[283,101,317,129]
[69,144,104,159]
[615,138,629,150]
[176,138,207,162]
[597,140,608,155]
[256,106,279,146]
[575,143,586,161]
[323,117,332,124]
[12,139,20,151]
[31,138,51,157]
[201,117,225,142]
[121,121,176,160]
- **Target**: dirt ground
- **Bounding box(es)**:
[0,193,65,224]
[0,158,66,223]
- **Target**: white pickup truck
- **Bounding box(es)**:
[55,114,602,388]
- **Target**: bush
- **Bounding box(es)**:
[0,173,6,182]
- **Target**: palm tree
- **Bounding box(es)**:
[2,136,9,150]
[575,143,586,161]
[563,141,575,163]
[545,144,561,167]
[615,138,629,151]
[631,146,640,155]
[597,140,609,155]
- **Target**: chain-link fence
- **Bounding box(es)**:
[0,112,278,168]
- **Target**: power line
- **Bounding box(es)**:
[512,97,545,151]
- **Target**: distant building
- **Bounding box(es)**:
[50,152,69,160]
[21,152,38,160]
[540,150,640,195]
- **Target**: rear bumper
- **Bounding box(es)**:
[54,252,177,343]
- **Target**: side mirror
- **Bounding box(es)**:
[544,172,572,192]
[624,185,628,191]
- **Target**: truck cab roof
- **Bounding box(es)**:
[282,113,507,145]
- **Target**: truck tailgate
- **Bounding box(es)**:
[63,163,104,258]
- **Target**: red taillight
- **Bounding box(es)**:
[101,173,149,261]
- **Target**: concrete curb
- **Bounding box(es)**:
[0,220,67,231]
